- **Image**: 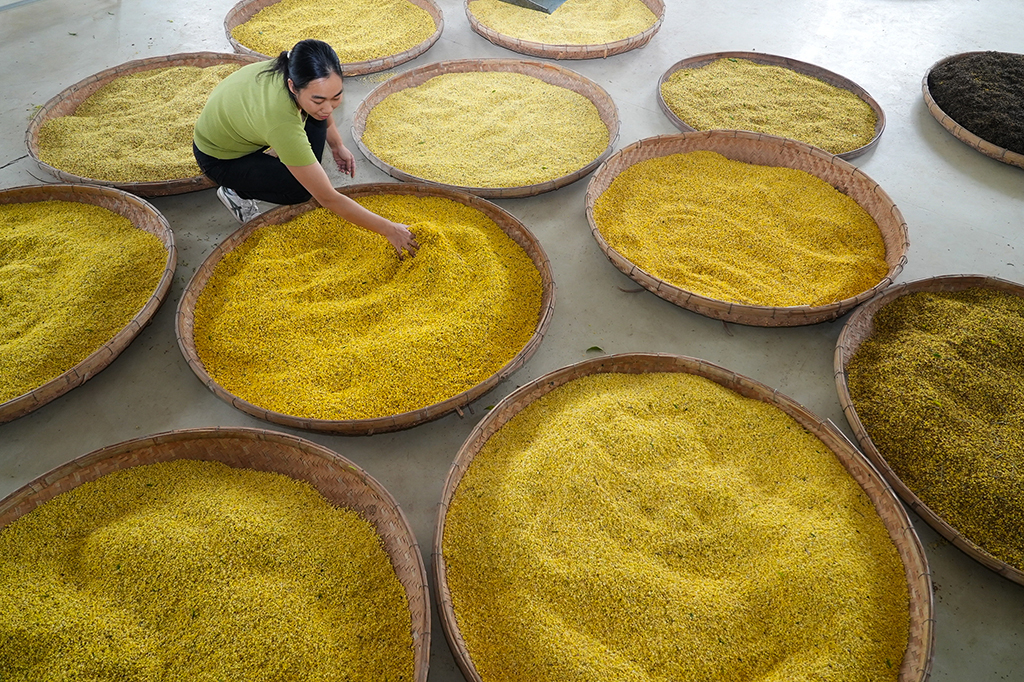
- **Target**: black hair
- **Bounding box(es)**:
[262,39,343,101]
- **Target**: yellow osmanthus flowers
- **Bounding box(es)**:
[0,460,415,681]
[592,150,888,307]
[468,0,658,46]
[193,195,542,420]
[660,58,877,155]
[0,201,166,404]
[361,72,609,188]
[231,0,435,63]
[38,64,239,182]
[443,371,910,682]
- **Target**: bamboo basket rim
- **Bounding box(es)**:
[463,0,665,60]
[0,183,176,424]
[223,0,445,76]
[0,426,430,682]
[657,50,886,161]
[352,58,620,198]
[432,352,934,682]
[583,130,910,327]
[175,182,556,435]
[24,52,262,197]
[834,273,1024,585]
[922,51,1024,170]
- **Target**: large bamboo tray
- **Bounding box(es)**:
[464,0,664,60]
[923,52,1024,170]
[352,58,620,198]
[0,427,430,681]
[0,184,175,424]
[176,182,555,435]
[835,274,1024,585]
[585,130,909,326]
[658,51,885,160]
[224,0,444,75]
[434,352,934,682]
[25,52,261,197]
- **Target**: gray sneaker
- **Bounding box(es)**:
[217,186,261,224]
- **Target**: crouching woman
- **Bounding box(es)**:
[192,39,418,257]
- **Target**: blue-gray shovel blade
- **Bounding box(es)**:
[496,0,569,14]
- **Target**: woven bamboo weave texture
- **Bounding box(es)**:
[657,51,885,161]
[175,182,555,435]
[25,52,261,197]
[223,0,444,75]
[584,130,909,326]
[922,52,1024,170]
[0,184,175,424]
[0,427,431,682]
[352,58,620,198]
[463,0,664,60]
[433,352,934,682]
[834,274,1024,585]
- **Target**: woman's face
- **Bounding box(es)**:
[289,73,344,121]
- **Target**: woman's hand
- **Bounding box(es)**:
[287,162,419,258]
[332,143,356,177]
[324,114,355,177]
[384,222,420,259]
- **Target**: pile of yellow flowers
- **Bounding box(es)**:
[194,194,543,419]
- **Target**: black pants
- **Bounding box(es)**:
[193,115,328,205]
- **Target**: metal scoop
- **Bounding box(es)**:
[495,0,569,13]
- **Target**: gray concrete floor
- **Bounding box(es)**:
[1,0,1023,679]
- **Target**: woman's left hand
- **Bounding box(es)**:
[333,144,356,177]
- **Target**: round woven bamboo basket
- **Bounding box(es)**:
[352,58,620,198]
[0,426,430,681]
[464,0,664,60]
[657,51,885,160]
[0,184,175,424]
[25,52,261,197]
[584,130,909,326]
[834,274,1024,586]
[434,352,934,682]
[224,0,444,75]
[176,182,555,435]
[922,52,1024,170]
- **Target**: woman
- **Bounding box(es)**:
[193,39,418,258]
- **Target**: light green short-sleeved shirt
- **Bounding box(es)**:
[194,61,318,168]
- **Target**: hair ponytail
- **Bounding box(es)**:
[261,39,343,100]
